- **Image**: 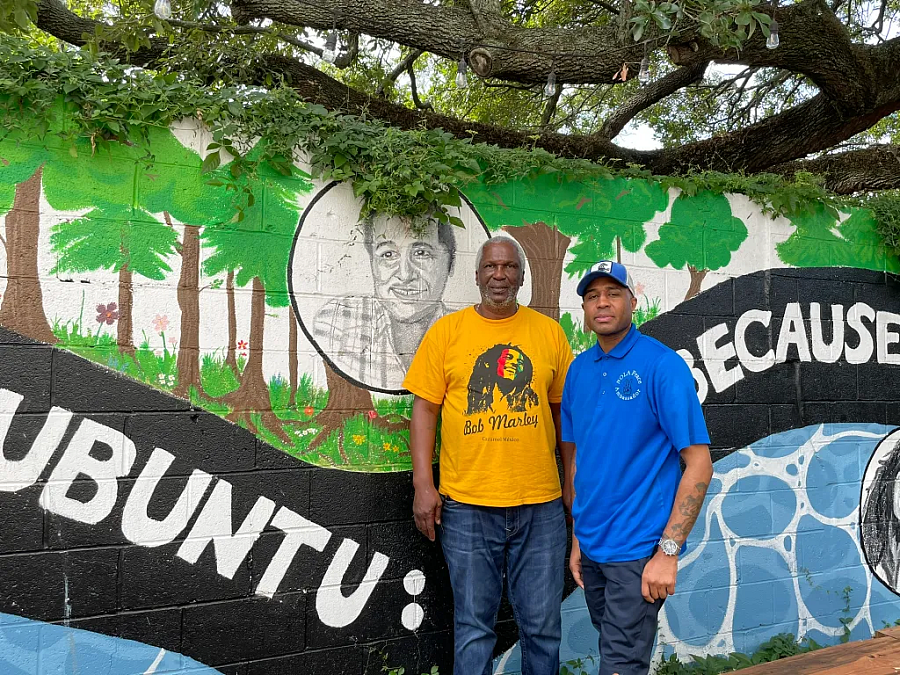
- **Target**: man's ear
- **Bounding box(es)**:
[630,294,638,311]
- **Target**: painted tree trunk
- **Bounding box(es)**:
[288,310,298,407]
[224,277,290,443]
[0,165,57,344]
[308,362,376,460]
[685,265,709,301]
[174,223,201,398]
[225,270,238,373]
[503,221,571,320]
[117,263,135,359]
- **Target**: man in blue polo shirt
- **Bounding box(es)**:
[561,260,712,675]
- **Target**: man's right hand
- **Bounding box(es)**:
[413,484,443,541]
[569,534,584,588]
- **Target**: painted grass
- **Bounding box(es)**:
[52,320,422,472]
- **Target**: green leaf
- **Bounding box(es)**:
[200,151,221,174]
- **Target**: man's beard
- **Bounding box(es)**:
[481,285,520,309]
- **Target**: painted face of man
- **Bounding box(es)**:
[368,216,452,323]
[581,277,637,337]
[497,348,524,381]
[476,240,524,309]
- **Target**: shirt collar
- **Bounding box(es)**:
[592,324,639,361]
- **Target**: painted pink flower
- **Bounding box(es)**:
[152,314,169,333]
[367,410,378,421]
[237,339,248,350]
[304,406,314,416]
[168,336,177,346]
[635,282,646,297]
[96,303,119,325]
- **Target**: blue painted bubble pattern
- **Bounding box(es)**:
[0,611,222,675]
[494,424,900,674]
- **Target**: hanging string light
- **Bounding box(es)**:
[456,56,468,89]
[766,18,780,49]
[638,55,651,84]
[153,0,172,20]
[322,30,338,63]
[544,67,557,97]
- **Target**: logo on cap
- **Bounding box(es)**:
[593,261,613,274]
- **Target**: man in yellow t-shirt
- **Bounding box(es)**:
[403,235,574,675]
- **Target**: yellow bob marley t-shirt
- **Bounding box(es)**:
[402,305,574,507]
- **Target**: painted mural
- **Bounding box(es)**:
[1,114,900,675]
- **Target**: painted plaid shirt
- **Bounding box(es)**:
[312,295,450,392]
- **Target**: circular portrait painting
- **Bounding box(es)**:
[288,182,527,394]
[861,427,900,595]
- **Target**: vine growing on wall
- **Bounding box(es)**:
[1,34,899,244]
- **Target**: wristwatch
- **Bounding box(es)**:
[658,538,680,556]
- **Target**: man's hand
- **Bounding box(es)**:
[569,534,584,589]
[413,484,442,541]
[641,551,678,602]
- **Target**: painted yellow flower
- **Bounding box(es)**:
[383,441,393,452]
[352,434,366,445]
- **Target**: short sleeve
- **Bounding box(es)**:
[402,322,447,405]
[560,361,577,444]
[548,323,574,404]
[652,351,711,452]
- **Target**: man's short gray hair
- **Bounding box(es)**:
[476,234,527,278]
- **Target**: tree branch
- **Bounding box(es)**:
[541,86,561,127]
[407,63,432,110]
[467,0,508,36]
[29,0,900,183]
[230,0,645,85]
[600,61,708,139]
[586,0,621,15]
[770,144,900,194]
[376,48,423,97]
[168,18,322,55]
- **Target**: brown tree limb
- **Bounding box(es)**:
[770,144,900,194]
[600,61,708,139]
[230,0,645,84]
[376,48,423,97]
[541,86,561,128]
[28,0,900,180]
[407,63,432,110]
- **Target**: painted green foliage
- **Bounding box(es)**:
[777,202,900,272]
[562,176,669,278]
[202,146,312,306]
[465,173,668,260]
[646,190,748,273]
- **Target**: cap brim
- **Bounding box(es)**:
[577,271,629,297]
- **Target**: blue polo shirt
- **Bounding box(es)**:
[561,324,710,563]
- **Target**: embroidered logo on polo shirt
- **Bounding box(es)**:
[616,370,642,401]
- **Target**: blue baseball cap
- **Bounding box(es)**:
[576,260,636,297]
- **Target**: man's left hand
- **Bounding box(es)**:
[641,551,678,603]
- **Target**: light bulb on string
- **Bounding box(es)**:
[544,69,557,97]
[638,56,651,84]
[153,0,172,20]
[766,19,780,49]
[456,57,468,89]
[322,31,338,64]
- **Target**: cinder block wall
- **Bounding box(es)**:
[1,119,899,675]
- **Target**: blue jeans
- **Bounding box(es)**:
[439,496,566,675]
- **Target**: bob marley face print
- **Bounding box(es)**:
[466,343,539,415]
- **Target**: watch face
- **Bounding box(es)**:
[660,539,679,555]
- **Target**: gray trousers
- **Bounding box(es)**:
[581,554,663,675]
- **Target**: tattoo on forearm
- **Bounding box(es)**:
[665,481,709,544]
